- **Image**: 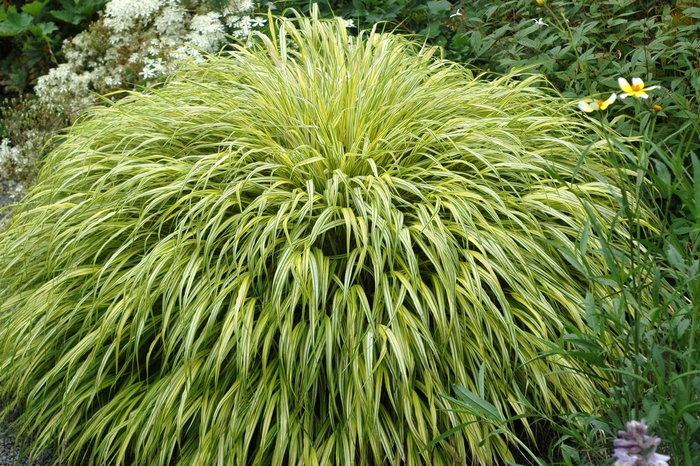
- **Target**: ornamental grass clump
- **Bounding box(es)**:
[0,13,646,466]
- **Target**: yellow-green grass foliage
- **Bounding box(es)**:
[0,13,641,466]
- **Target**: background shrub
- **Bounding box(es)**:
[0,13,650,466]
[0,0,108,100]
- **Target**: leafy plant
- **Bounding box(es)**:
[550,92,700,465]
[440,66,700,465]
[441,0,700,203]
[0,12,652,466]
[0,0,108,100]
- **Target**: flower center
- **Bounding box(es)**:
[632,83,643,91]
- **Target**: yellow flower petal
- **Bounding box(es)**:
[599,93,617,109]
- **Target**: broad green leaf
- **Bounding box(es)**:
[22,0,50,17]
[419,21,440,38]
[676,318,691,339]
[49,8,85,24]
[667,244,687,274]
[28,21,57,38]
[427,0,451,14]
[0,10,34,36]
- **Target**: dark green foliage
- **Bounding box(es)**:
[275,0,454,38]
[0,0,107,100]
[446,0,700,168]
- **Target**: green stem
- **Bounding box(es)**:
[544,6,592,95]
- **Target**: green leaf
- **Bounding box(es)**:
[451,32,468,49]
[22,0,49,17]
[579,219,590,259]
[0,10,34,36]
[584,291,601,336]
[682,6,700,18]
[644,404,661,427]
[452,385,502,422]
[653,159,672,198]
[0,4,16,22]
[36,21,57,36]
[49,8,85,24]
[667,244,686,274]
[477,363,485,399]
[49,0,101,24]
[419,20,440,38]
[517,37,537,49]
[427,0,451,14]
[693,152,700,217]
[677,318,691,339]
[688,417,700,436]
[351,0,366,15]
[469,31,482,53]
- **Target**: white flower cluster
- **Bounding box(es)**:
[35,0,266,114]
[103,0,163,33]
[0,137,34,179]
[181,11,226,57]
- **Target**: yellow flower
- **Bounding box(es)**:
[578,93,617,112]
[536,0,546,5]
[618,77,659,99]
[653,104,662,112]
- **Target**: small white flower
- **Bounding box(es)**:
[225,14,241,28]
[533,18,547,27]
[343,18,355,28]
[251,16,266,27]
[140,57,166,79]
[450,9,462,18]
[31,0,259,118]
[239,15,252,30]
